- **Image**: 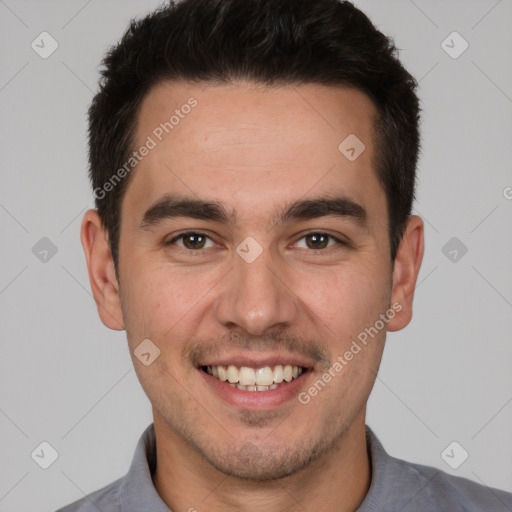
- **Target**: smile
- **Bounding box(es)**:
[202,364,304,391]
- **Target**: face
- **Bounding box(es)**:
[83,80,423,481]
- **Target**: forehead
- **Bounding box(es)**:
[124,80,383,225]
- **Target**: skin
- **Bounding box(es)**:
[81,80,424,512]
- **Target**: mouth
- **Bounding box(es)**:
[196,354,314,409]
[200,364,305,391]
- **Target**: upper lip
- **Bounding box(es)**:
[198,353,315,370]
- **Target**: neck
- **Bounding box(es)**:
[152,409,371,512]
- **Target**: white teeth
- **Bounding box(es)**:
[218,365,228,381]
[255,367,274,386]
[205,364,304,390]
[227,365,239,383]
[239,367,256,386]
[273,365,284,383]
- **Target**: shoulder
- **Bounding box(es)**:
[363,426,512,511]
[396,459,512,512]
[55,423,161,511]
[54,477,122,512]
[376,450,512,512]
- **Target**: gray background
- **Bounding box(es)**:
[0,0,511,510]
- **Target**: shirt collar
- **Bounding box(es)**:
[118,423,170,510]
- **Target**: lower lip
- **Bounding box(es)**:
[197,367,312,410]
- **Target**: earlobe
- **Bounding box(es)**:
[80,209,125,331]
[387,215,424,332]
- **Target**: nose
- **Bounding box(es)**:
[214,242,299,336]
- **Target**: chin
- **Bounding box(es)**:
[199,437,326,482]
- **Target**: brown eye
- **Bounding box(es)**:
[182,233,207,249]
[295,232,341,250]
[305,233,329,249]
[166,232,214,250]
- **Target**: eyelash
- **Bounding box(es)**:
[165,231,346,252]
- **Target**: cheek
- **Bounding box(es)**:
[119,259,218,343]
[292,260,390,339]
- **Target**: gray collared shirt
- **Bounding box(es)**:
[56,423,512,511]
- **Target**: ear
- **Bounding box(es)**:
[387,215,424,332]
[80,209,125,330]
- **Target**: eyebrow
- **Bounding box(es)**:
[139,193,367,230]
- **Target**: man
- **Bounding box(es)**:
[57,0,512,510]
